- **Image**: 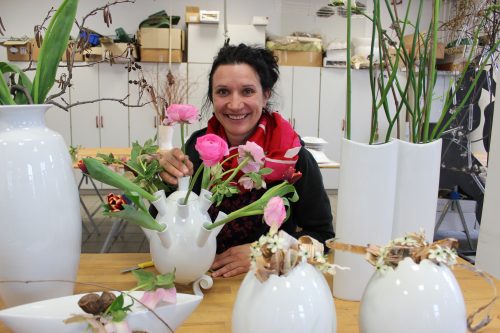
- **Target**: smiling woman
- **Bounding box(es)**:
[156,43,334,279]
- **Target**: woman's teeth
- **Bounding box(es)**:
[227,114,246,120]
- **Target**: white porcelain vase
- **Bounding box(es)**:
[232,261,336,333]
[149,179,223,292]
[334,138,442,301]
[0,104,82,307]
[359,257,466,333]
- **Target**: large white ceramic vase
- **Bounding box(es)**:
[232,261,336,333]
[149,180,223,294]
[333,138,442,301]
[359,257,466,333]
[0,104,81,307]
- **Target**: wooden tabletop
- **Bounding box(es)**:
[1,253,500,332]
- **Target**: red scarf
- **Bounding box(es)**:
[206,112,301,182]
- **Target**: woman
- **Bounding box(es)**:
[159,44,334,278]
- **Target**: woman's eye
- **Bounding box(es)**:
[216,89,229,96]
[242,88,255,96]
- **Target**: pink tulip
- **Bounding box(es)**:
[195,134,229,167]
[263,196,286,233]
[238,141,265,173]
[165,104,199,125]
[139,287,177,310]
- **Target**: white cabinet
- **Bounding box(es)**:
[187,62,212,133]
[292,66,321,137]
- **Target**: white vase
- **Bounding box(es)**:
[333,139,398,301]
[232,261,336,333]
[0,104,82,307]
[158,124,174,150]
[359,257,466,333]
[149,183,223,290]
[334,138,443,301]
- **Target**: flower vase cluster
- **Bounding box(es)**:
[81,106,300,294]
[232,198,346,333]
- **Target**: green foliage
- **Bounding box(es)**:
[132,269,176,291]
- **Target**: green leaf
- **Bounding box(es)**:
[258,167,273,175]
[155,271,175,289]
[132,270,156,291]
[83,158,156,202]
[0,63,15,105]
[0,62,33,104]
[104,204,165,232]
[32,0,79,103]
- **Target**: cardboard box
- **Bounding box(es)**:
[138,28,184,50]
[83,46,104,62]
[102,42,138,63]
[185,6,200,23]
[2,39,33,61]
[139,49,182,63]
[273,50,323,67]
[403,33,445,60]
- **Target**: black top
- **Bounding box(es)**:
[183,128,335,253]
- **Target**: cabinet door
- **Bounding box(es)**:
[70,64,100,148]
[129,62,158,145]
[292,66,321,137]
[98,63,129,148]
[187,63,212,132]
[319,68,345,189]
[274,66,293,124]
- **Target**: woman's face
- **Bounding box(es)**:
[211,63,270,146]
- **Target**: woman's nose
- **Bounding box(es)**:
[228,93,243,109]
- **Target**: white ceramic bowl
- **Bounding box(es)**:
[0,291,202,333]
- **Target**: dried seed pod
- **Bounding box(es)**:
[78,293,102,315]
[99,291,116,311]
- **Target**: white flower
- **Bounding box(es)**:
[267,234,286,253]
[298,245,309,258]
[428,245,447,263]
[250,244,262,262]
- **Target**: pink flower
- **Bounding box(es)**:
[263,196,286,234]
[238,141,265,173]
[195,134,229,167]
[238,175,266,191]
[139,287,177,309]
[165,104,199,125]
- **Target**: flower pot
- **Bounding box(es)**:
[232,261,336,333]
[149,185,223,289]
[0,104,82,307]
[334,138,442,301]
[359,257,466,333]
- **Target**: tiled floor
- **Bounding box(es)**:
[80,189,339,253]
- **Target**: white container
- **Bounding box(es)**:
[232,261,336,333]
[359,258,467,333]
[0,105,81,307]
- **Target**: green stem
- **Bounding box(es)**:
[183,163,204,205]
[345,0,352,140]
[221,156,250,186]
[180,123,186,154]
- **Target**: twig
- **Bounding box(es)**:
[47,95,151,111]
[10,85,34,104]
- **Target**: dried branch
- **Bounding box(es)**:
[10,85,34,104]
[0,16,6,35]
[47,95,151,112]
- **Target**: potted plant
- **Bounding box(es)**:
[329,0,500,301]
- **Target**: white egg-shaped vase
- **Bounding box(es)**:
[359,257,466,333]
[232,261,336,333]
[0,105,81,307]
[149,186,223,291]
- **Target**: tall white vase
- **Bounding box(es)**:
[0,105,82,307]
[232,261,336,333]
[333,139,398,301]
[359,258,466,333]
[333,138,443,301]
[158,124,174,150]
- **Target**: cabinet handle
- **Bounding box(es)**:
[154,116,157,128]
[100,116,104,128]
[95,116,99,128]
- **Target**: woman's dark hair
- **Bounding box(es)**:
[202,44,279,114]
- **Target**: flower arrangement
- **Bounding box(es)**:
[249,197,347,282]
[363,232,458,273]
[65,269,176,333]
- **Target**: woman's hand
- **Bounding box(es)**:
[211,244,251,278]
[158,148,193,185]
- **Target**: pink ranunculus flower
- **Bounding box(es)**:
[238,141,265,173]
[139,287,177,310]
[165,104,199,125]
[104,320,132,333]
[195,134,229,167]
[263,196,286,234]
